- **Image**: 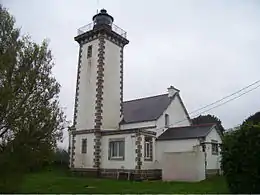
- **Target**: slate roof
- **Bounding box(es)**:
[157,123,216,141]
[121,94,174,124]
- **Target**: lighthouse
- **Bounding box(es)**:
[70,9,129,170]
[73,9,129,131]
[69,9,217,181]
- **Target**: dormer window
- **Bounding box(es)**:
[165,114,169,127]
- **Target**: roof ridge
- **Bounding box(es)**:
[158,123,216,141]
[192,123,216,127]
[123,93,168,103]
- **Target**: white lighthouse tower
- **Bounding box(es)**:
[70,9,129,171]
[74,9,129,131]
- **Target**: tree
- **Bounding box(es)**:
[192,114,225,134]
[221,123,260,193]
[242,111,260,125]
[0,4,67,192]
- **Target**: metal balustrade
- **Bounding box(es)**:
[77,22,127,38]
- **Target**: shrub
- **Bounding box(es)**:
[221,123,260,193]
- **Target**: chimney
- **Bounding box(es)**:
[167,86,179,98]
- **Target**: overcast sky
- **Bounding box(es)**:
[2,0,260,148]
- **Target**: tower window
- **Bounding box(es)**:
[202,143,206,152]
[81,139,87,154]
[165,114,169,127]
[87,45,92,58]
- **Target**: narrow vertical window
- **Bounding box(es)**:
[202,143,206,152]
[144,136,153,161]
[87,45,92,58]
[81,139,87,154]
[165,114,169,127]
[211,140,219,155]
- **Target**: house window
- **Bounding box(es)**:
[87,45,92,58]
[165,114,169,127]
[211,140,219,155]
[144,137,153,161]
[109,139,125,160]
[81,139,87,154]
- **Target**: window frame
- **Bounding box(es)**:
[211,140,219,155]
[109,138,125,161]
[81,138,87,154]
[144,137,153,161]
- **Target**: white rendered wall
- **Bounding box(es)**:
[75,39,99,130]
[162,151,205,181]
[75,38,122,130]
[73,133,95,168]
[120,121,156,130]
[101,133,136,169]
[101,39,121,130]
[155,139,200,169]
[205,127,222,170]
[156,95,191,137]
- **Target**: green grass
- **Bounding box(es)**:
[18,168,229,194]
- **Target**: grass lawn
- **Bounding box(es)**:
[18,168,229,194]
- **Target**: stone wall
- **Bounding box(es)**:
[71,168,162,180]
